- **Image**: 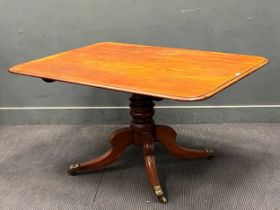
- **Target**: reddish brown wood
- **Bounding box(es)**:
[68,127,133,175]
[8,42,268,203]
[142,132,166,203]
[142,133,159,186]
[9,42,268,101]
[155,125,214,159]
[68,94,214,203]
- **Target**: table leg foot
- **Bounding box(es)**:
[155,125,214,159]
[67,127,133,175]
[205,148,215,159]
[154,186,167,203]
[68,163,80,176]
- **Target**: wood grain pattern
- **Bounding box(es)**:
[9,42,268,101]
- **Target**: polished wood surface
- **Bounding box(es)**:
[68,94,214,203]
[9,42,268,101]
[155,125,214,159]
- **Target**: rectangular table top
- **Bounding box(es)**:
[9,42,268,101]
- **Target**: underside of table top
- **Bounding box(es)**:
[9,42,268,101]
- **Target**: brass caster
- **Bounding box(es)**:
[158,196,167,203]
[68,163,80,176]
[154,186,167,204]
[205,149,215,160]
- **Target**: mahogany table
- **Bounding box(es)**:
[9,42,268,203]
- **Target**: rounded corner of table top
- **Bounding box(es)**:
[92,41,119,47]
[171,57,269,102]
[253,56,269,66]
[9,65,20,74]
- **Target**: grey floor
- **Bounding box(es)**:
[0,124,279,210]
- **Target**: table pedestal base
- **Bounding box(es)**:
[68,94,214,203]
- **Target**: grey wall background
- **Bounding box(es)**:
[0,0,279,124]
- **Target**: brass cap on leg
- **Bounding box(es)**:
[205,149,215,159]
[68,163,80,176]
[154,186,167,203]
